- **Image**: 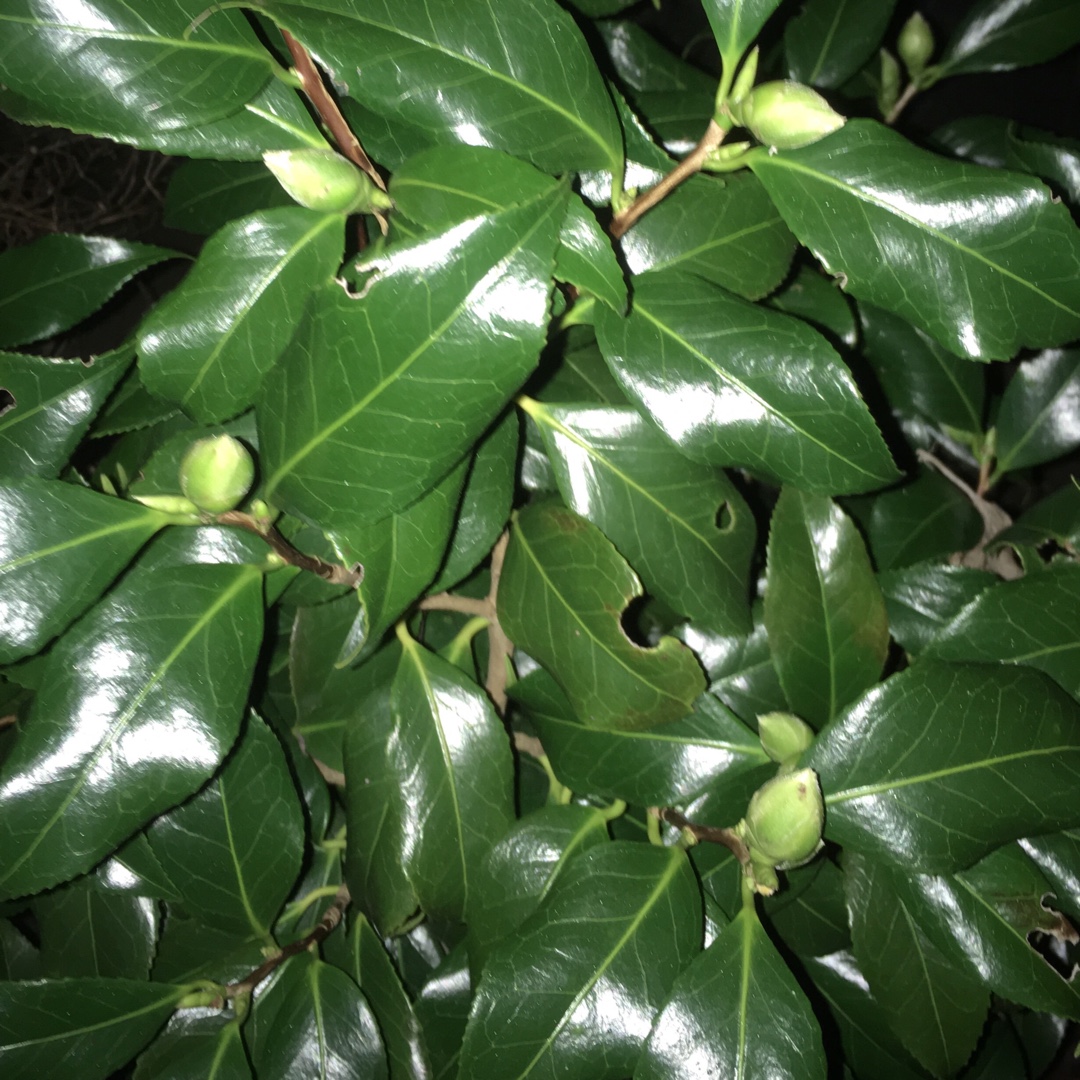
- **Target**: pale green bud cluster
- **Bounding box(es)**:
[898,12,935,80]
[733,81,845,150]
[263,149,393,214]
[178,435,255,515]
[758,711,815,767]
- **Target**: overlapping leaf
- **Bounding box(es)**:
[164,160,297,235]
[806,661,1080,872]
[459,843,701,1080]
[0,561,263,899]
[750,120,1080,360]
[769,265,857,347]
[259,187,564,527]
[785,0,898,89]
[498,503,705,730]
[594,271,897,495]
[138,208,343,423]
[263,0,623,174]
[701,0,785,71]
[133,1014,250,1080]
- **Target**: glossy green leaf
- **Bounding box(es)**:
[512,668,769,805]
[598,21,716,98]
[0,921,39,981]
[147,713,304,940]
[765,488,888,727]
[1008,124,1080,206]
[878,562,997,654]
[346,633,514,930]
[34,876,158,980]
[0,235,176,348]
[260,186,564,527]
[0,561,263,900]
[0,2,274,140]
[785,0,898,89]
[164,160,296,236]
[525,399,755,634]
[994,348,1080,474]
[261,954,389,1080]
[534,327,627,406]
[90,365,182,440]
[806,661,1080,873]
[99,834,181,902]
[769,265,857,347]
[133,1013,250,1080]
[151,910,266,985]
[1019,829,1080,924]
[938,0,1080,76]
[390,144,625,312]
[264,0,623,175]
[869,846,1080,1020]
[459,843,701,1080]
[635,901,827,1080]
[498,502,706,731]
[414,945,471,1080]
[0,479,170,665]
[762,857,850,957]
[468,803,611,974]
[346,914,432,1080]
[846,854,989,1077]
[996,481,1080,550]
[701,0,785,70]
[595,271,897,495]
[0,978,185,1080]
[619,173,796,302]
[138,208,343,423]
[750,120,1080,361]
[0,349,129,477]
[925,562,1080,701]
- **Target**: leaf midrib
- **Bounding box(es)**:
[0,510,162,574]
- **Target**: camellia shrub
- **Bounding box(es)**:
[3,0,1080,1076]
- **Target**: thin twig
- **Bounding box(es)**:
[610,120,725,239]
[418,593,492,618]
[0,714,17,731]
[512,731,546,761]
[483,532,514,713]
[311,757,346,787]
[885,81,919,126]
[660,808,751,865]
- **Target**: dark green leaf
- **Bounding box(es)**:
[138,208,344,423]
[346,914,432,1080]
[133,1013,250,1080]
[468,803,611,974]
[260,953,389,1080]
[265,0,623,174]
[525,399,755,634]
[938,0,1080,76]
[595,271,898,494]
[619,173,796,301]
[346,632,513,930]
[878,562,997,654]
[0,349,129,477]
[636,900,826,1080]
[996,481,1080,550]
[806,662,1080,873]
[0,978,185,1080]
[498,502,706,731]
[151,910,266,985]
[1008,124,1080,206]
[924,562,1080,702]
[99,834,181,902]
[90,366,182,440]
[34,876,158,980]
[769,265,857,347]
[597,21,716,97]
[512,668,769,805]
[0,561,263,899]
[260,187,564,527]
[765,488,889,727]
[1019,829,1080,923]
[0,236,176,349]
[0,479,169,664]
[846,854,989,1077]
[459,843,701,1080]
[994,348,1080,474]
[414,945,471,1080]
[147,713,304,940]
[750,120,1080,360]
[164,160,297,236]
[701,0,785,70]
[0,2,274,141]
[0,920,39,981]
[785,0,898,89]
[762,857,850,957]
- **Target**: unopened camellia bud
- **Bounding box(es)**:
[740,767,825,868]
[179,435,255,515]
[758,712,815,766]
[263,149,393,214]
[735,80,845,150]
[898,12,934,80]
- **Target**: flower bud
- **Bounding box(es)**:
[179,435,255,514]
[758,712,814,766]
[130,493,200,518]
[728,47,759,108]
[878,48,901,118]
[898,12,934,80]
[263,149,393,214]
[741,767,824,868]
[735,81,845,150]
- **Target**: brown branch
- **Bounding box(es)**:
[484,531,514,713]
[512,731,546,761]
[311,757,346,787]
[610,120,725,239]
[660,808,751,865]
[215,511,363,588]
[226,885,350,999]
[885,81,919,126]
[418,593,492,618]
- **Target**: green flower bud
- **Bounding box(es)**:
[263,149,393,214]
[741,767,825,868]
[735,81,845,150]
[130,493,200,519]
[701,141,753,173]
[878,48,902,118]
[758,712,815,766]
[898,12,934,80]
[727,47,759,108]
[179,435,255,515]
